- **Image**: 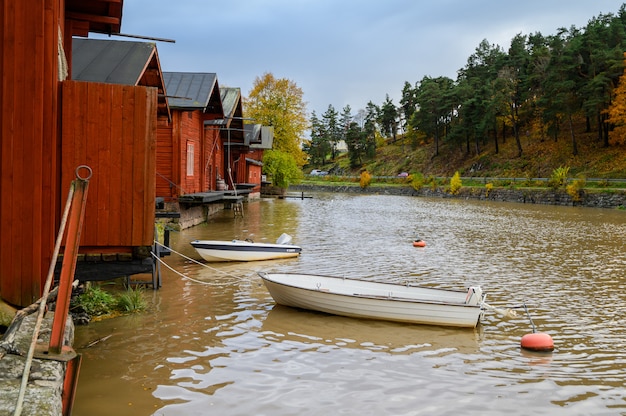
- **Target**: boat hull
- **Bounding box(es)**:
[259,272,484,328]
[190,240,302,262]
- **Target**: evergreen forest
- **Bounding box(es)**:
[304,4,626,179]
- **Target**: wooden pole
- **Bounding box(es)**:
[49,167,91,354]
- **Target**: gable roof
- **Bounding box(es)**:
[72,38,170,119]
[220,88,243,124]
[73,38,155,84]
[163,72,223,114]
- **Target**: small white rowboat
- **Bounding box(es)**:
[258,272,485,328]
[190,234,302,262]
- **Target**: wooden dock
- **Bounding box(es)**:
[278,192,313,199]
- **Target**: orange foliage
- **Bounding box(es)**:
[606,63,626,145]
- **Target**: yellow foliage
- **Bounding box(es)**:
[485,182,493,197]
[606,69,626,145]
[244,72,309,166]
[450,171,462,194]
[360,171,371,188]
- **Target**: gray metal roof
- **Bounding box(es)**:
[72,38,156,85]
[249,125,274,149]
[163,72,221,111]
[204,87,242,128]
[220,88,241,120]
[244,123,262,146]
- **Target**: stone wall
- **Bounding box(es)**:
[0,313,74,415]
[290,184,626,209]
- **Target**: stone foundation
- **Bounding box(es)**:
[0,313,74,416]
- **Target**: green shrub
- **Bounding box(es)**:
[427,175,438,191]
[71,286,116,316]
[548,166,570,190]
[411,172,425,190]
[71,284,149,318]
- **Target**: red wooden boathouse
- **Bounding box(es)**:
[0,1,165,307]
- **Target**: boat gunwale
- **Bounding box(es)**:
[258,272,483,309]
[190,240,302,253]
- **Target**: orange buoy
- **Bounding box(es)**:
[413,240,426,247]
[521,332,554,352]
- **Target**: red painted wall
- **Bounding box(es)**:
[0,0,60,306]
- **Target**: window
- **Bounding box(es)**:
[186,142,194,176]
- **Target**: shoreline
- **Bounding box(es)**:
[290,183,626,210]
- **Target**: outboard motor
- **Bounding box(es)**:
[276,233,292,245]
[465,286,483,305]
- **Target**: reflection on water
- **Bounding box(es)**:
[73,193,626,415]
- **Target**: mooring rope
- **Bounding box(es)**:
[152,241,252,286]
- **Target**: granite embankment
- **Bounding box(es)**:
[0,313,73,415]
[290,184,626,209]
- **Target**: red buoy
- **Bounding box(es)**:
[413,240,426,247]
[521,332,554,352]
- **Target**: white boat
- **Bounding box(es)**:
[258,272,485,328]
[190,233,302,262]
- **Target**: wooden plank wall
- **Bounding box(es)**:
[204,127,221,191]
[0,0,60,307]
[156,124,174,199]
[61,81,157,250]
[179,111,203,194]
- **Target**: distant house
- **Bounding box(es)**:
[245,124,274,196]
[205,87,273,197]
[204,87,245,192]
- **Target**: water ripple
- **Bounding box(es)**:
[73,194,626,416]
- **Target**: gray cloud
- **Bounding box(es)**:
[106,0,624,116]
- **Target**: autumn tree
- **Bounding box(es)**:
[245,73,308,188]
[245,72,308,166]
[605,59,626,144]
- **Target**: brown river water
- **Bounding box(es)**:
[72,192,626,415]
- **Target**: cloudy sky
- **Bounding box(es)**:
[106,0,625,117]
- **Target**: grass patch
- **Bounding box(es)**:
[117,286,148,313]
[71,283,148,319]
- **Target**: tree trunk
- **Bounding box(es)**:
[493,118,499,155]
[511,107,522,157]
[568,113,578,156]
[474,128,481,155]
[601,111,610,148]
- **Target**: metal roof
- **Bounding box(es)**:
[221,88,242,122]
[244,123,262,146]
[250,125,274,150]
[163,72,222,112]
[72,38,156,85]
[204,87,242,127]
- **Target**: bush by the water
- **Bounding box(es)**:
[71,285,147,319]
